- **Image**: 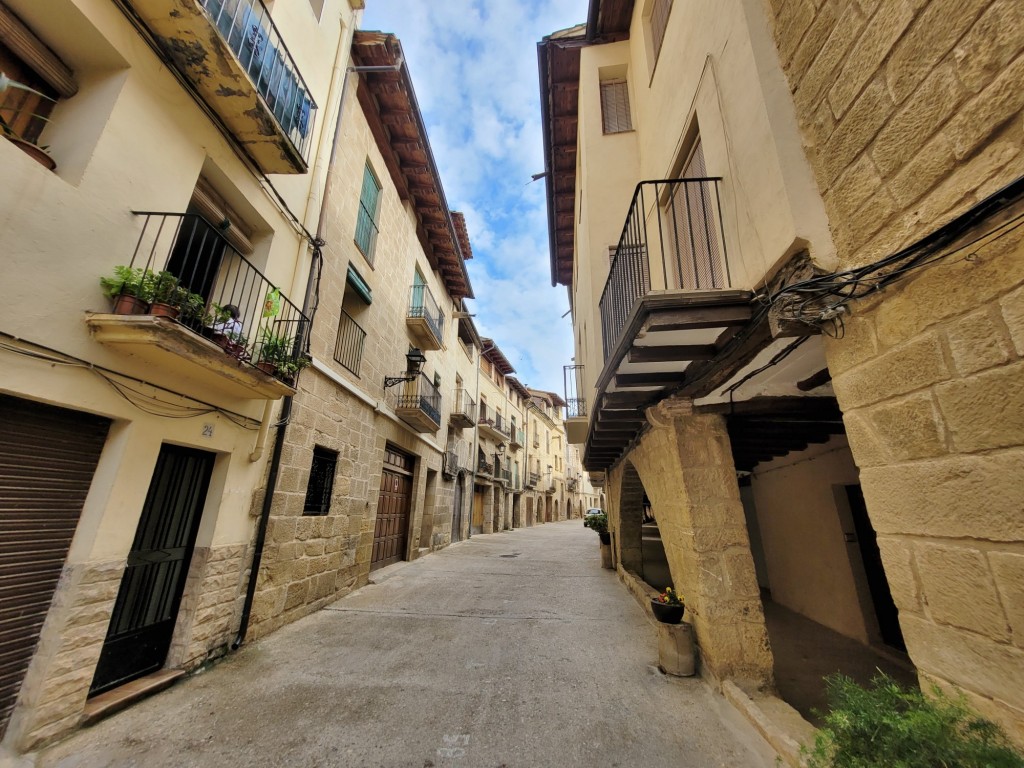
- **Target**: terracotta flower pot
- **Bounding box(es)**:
[651,600,685,624]
[112,294,149,315]
[149,302,180,320]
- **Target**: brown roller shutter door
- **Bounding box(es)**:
[0,395,110,738]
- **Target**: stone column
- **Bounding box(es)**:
[623,398,773,685]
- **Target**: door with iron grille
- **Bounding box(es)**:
[90,445,214,696]
[0,396,110,738]
[371,446,413,570]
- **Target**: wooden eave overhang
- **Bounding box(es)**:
[506,376,531,400]
[538,5,634,288]
[537,25,586,288]
[353,31,473,300]
[481,338,515,375]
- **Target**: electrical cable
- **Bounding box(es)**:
[0,334,262,429]
[766,177,1024,333]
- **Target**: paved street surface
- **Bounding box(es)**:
[36,521,775,768]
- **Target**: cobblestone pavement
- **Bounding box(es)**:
[34,521,776,768]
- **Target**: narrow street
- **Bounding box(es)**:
[35,522,774,768]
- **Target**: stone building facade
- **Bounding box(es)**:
[0,0,357,751]
[765,0,1024,736]
[540,0,1024,747]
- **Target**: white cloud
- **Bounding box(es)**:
[362,0,582,392]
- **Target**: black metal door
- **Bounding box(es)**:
[90,445,215,695]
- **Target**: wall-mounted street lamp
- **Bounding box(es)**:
[495,443,506,456]
[384,348,427,389]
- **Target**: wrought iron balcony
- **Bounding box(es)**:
[407,283,444,350]
[477,404,509,443]
[392,371,441,433]
[584,178,756,473]
[121,0,317,173]
[477,457,494,477]
[450,387,477,429]
[334,309,366,376]
[499,466,512,485]
[510,427,524,450]
[600,178,731,360]
[563,364,588,444]
[87,212,308,398]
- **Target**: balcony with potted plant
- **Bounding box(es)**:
[87,211,309,400]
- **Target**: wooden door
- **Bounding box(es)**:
[371,446,413,570]
[471,489,484,534]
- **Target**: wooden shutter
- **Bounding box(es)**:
[0,3,76,97]
[190,178,255,256]
[600,79,632,134]
[650,0,673,63]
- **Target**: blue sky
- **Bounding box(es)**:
[362,1,583,395]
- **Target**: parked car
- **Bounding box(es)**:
[584,507,603,525]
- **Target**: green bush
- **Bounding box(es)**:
[804,673,1024,768]
[583,513,608,535]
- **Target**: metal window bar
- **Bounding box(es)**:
[598,178,727,361]
[333,309,366,375]
[563,364,586,418]
[303,447,337,515]
[452,387,477,421]
[408,283,444,341]
[396,371,441,426]
[125,212,310,384]
[199,0,318,160]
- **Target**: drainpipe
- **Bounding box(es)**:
[233,34,409,649]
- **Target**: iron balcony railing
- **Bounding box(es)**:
[493,412,511,438]
[200,0,317,160]
[122,212,309,383]
[409,283,444,342]
[499,464,512,485]
[563,364,586,418]
[395,371,441,426]
[334,309,366,375]
[599,178,729,360]
[478,457,494,476]
[510,427,524,448]
[451,387,477,421]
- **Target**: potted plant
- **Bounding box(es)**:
[651,587,685,624]
[99,266,154,314]
[149,271,186,319]
[584,512,613,568]
[0,73,56,171]
[179,291,212,333]
[272,354,310,385]
[256,329,295,376]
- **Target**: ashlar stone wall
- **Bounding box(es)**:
[767,0,1024,736]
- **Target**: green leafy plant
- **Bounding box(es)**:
[99,266,155,302]
[150,271,186,307]
[655,587,684,607]
[583,512,608,535]
[257,328,295,365]
[804,674,1024,768]
[179,291,211,329]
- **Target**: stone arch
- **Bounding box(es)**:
[617,460,646,575]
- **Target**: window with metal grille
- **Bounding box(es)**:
[600,79,632,134]
[333,308,366,375]
[303,446,338,515]
[354,162,381,264]
[649,0,673,65]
